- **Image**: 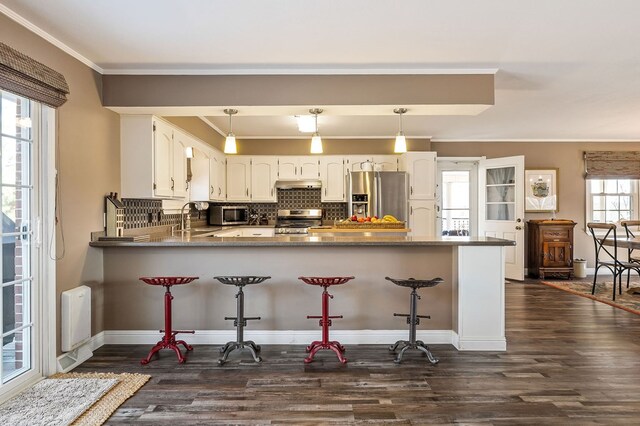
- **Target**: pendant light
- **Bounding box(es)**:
[223,108,238,154]
[393,108,408,153]
[309,108,323,154]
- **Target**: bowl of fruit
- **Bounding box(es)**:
[335,215,405,229]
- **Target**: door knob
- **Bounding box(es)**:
[516,226,522,230]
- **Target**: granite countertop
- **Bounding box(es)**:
[90,233,516,248]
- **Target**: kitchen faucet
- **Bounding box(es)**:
[180,201,209,232]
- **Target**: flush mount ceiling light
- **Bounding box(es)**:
[223,108,238,154]
[295,115,317,132]
[393,108,408,153]
[309,108,323,154]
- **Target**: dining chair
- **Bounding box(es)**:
[586,223,640,300]
[621,220,640,265]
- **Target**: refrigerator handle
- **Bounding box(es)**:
[376,172,382,218]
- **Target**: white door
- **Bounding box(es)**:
[298,157,320,179]
[278,157,298,179]
[251,156,277,202]
[320,156,345,201]
[409,200,436,236]
[226,156,251,201]
[478,156,525,280]
[153,120,173,197]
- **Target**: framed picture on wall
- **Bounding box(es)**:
[525,168,558,212]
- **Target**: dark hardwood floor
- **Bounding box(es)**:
[77,278,640,424]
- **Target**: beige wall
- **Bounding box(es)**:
[432,141,640,267]
[1,14,120,353]
[164,116,225,151]
[236,138,431,155]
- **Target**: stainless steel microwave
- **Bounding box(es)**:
[209,206,249,225]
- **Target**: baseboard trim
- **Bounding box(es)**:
[456,338,507,351]
[102,329,455,346]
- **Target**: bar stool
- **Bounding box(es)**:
[213,276,271,365]
[299,276,355,364]
[385,276,443,364]
[139,276,199,365]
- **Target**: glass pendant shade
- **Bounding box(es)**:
[310,133,323,154]
[394,132,407,153]
[224,133,237,154]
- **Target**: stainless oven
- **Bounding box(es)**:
[209,206,249,225]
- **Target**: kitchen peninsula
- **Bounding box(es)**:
[91,234,514,351]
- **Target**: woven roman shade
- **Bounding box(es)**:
[0,42,69,107]
[584,151,640,179]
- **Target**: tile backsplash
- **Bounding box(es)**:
[123,189,347,229]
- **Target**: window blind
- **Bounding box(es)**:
[0,42,69,108]
[584,151,640,179]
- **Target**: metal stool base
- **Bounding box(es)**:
[389,340,439,364]
[218,341,262,365]
[141,333,194,365]
[305,340,347,364]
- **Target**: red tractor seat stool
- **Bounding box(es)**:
[299,276,355,364]
[213,276,271,365]
[139,276,199,365]
[385,276,443,364]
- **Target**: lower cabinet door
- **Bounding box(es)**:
[409,200,436,237]
[542,241,571,267]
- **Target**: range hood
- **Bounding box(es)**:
[275,180,322,189]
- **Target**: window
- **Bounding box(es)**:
[586,178,639,225]
[441,171,470,235]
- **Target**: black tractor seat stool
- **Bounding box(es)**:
[385,276,443,364]
[213,276,271,365]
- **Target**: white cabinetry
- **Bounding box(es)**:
[409,200,436,237]
[121,115,189,199]
[251,156,278,202]
[372,155,399,171]
[400,152,437,200]
[319,156,345,202]
[226,156,251,201]
[190,146,226,202]
[278,156,320,179]
[345,156,373,173]
[210,150,226,201]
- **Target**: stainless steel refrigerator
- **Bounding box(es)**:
[347,171,409,221]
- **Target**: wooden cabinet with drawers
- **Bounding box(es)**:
[527,219,577,279]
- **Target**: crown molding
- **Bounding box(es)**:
[102,67,499,76]
[0,4,103,73]
[430,138,640,143]
[235,135,433,140]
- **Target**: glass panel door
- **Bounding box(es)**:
[485,166,516,221]
[1,91,35,384]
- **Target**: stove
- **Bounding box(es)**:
[275,209,323,234]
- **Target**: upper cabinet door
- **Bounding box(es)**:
[209,150,225,201]
[345,156,374,174]
[372,155,399,171]
[320,156,345,202]
[278,157,298,180]
[251,156,278,202]
[172,130,190,199]
[299,157,320,179]
[153,120,174,198]
[401,152,437,200]
[226,156,251,201]
[189,147,211,202]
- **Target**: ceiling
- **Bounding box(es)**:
[2,0,640,141]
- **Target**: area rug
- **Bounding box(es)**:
[541,280,640,315]
[0,377,118,426]
[0,372,150,426]
[52,372,151,426]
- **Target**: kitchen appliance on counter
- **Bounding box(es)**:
[274,209,323,234]
[348,171,408,221]
[209,205,249,226]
